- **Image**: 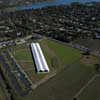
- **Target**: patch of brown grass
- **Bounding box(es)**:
[80,55,99,66]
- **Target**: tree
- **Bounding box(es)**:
[51,56,60,69]
[95,64,100,72]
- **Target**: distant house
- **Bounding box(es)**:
[96,33,100,39]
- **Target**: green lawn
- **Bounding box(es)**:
[43,39,81,64]
[39,39,82,71]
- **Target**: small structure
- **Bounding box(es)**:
[96,33,100,39]
[31,43,49,73]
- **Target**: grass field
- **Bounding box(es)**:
[40,39,81,64]
[30,63,95,100]
[78,76,100,100]
[10,38,99,100]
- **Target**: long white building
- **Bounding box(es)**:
[31,43,44,72]
[36,43,49,72]
[31,43,49,73]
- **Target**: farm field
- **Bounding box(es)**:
[10,38,99,100]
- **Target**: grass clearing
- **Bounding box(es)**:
[40,39,81,65]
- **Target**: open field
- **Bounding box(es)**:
[40,39,81,64]
[9,38,100,100]
[30,63,95,100]
[78,75,100,100]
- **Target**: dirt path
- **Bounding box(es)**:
[31,71,56,90]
